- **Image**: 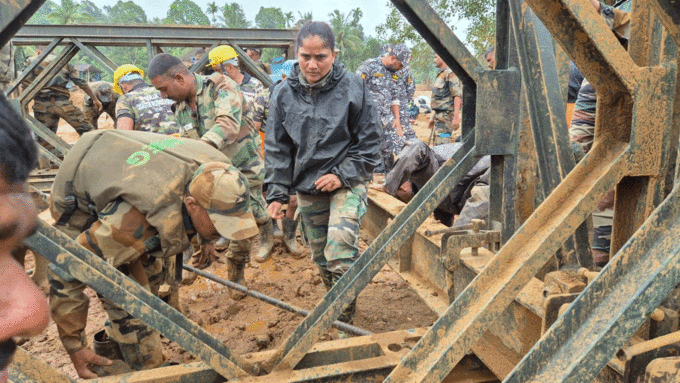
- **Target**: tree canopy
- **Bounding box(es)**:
[105,1,147,24]
[165,0,210,26]
[254,7,285,29]
[222,3,250,28]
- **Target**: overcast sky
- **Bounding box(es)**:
[88,0,394,37]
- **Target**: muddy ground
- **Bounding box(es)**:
[21,88,448,380]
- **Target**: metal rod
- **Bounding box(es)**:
[25,219,254,379]
[183,265,372,337]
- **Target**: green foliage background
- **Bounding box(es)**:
[26,0,495,85]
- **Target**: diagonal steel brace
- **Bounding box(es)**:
[24,220,255,380]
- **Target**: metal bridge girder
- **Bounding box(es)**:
[24,220,255,380]
[383,0,679,380]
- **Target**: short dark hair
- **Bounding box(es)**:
[0,94,37,183]
[295,21,335,53]
[148,53,189,80]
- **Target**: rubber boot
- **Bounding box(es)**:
[227,258,247,300]
[93,330,123,361]
[253,219,274,263]
[332,272,357,339]
[282,217,301,257]
[272,219,283,238]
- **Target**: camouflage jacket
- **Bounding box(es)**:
[51,130,238,258]
[173,72,264,187]
[24,53,88,99]
[238,72,269,127]
[116,83,179,134]
[356,57,399,127]
[431,68,462,113]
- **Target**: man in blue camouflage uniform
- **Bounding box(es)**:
[356,44,410,173]
[393,44,417,143]
[149,53,269,298]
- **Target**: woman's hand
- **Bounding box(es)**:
[315,174,342,192]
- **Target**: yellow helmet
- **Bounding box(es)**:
[208,45,238,67]
[113,64,144,94]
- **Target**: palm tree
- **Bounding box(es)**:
[206,2,219,26]
[328,10,362,57]
[284,11,294,28]
[47,0,94,24]
[295,11,312,29]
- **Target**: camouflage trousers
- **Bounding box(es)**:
[433,111,454,145]
[49,199,164,370]
[83,100,116,129]
[297,183,368,324]
[33,96,94,136]
[226,184,267,265]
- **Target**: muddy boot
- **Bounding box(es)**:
[93,330,123,361]
[227,258,247,300]
[282,217,301,257]
[118,332,164,371]
[253,219,274,263]
[272,219,283,238]
[332,272,357,339]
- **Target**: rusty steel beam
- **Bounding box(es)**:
[12,24,296,48]
[0,0,46,48]
[504,175,680,383]
[649,0,680,46]
[24,220,255,380]
[384,140,628,382]
[8,347,74,382]
[71,39,117,74]
[364,191,545,380]
[18,42,79,107]
[509,2,592,267]
[4,37,62,96]
[528,0,636,98]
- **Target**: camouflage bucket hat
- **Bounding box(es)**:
[189,162,258,241]
[391,43,411,64]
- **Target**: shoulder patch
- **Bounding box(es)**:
[361,73,367,79]
[374,73,384,78]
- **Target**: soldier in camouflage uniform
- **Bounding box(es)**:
[114,66,179,135]
[49,130,257,378]
[0,43,14,93]
[267,23,381,334]
[393,44,417,143]
[357,43,410,173]
[83,81,118,129]
[208,45,270,133]
[24,48,100,136]
[243,47,271,77]
[149,53,270,297]
[429,53,462,145]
